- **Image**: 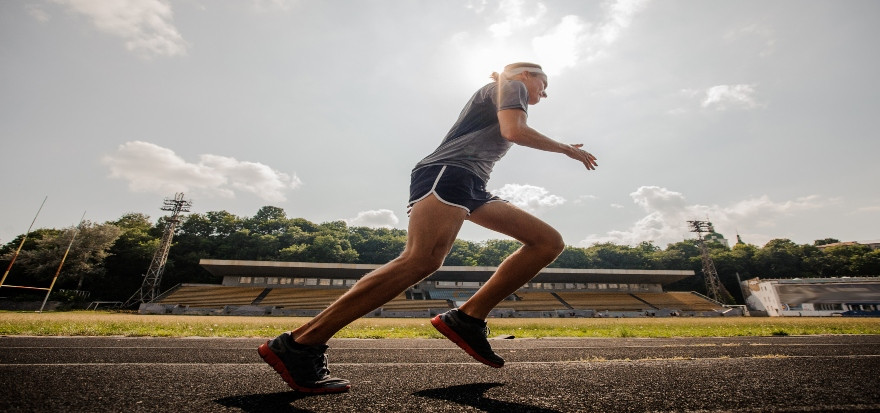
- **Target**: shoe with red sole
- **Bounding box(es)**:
[258,332,350,393]
[431,309,504,368]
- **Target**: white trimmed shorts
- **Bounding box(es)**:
[408,165,505,215]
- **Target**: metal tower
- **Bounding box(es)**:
[687,220,733,304]
[124,193,191,308]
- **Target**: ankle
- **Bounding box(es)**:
[283,332,306,349]
[455,308,485,324]
[289,332,328,348]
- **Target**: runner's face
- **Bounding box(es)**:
[524,73,548,105]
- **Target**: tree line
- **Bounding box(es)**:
[2,206,879,304]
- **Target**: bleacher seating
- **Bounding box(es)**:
[427,290,477,301]
[555,292,648,311]
[495,292,568,311]
[633,292,721,311]
[158,285,266,308]
[380,294,451,311]
[154,284,722,315]
[258,288,345,309]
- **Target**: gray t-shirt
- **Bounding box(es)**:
[413,80,530,182]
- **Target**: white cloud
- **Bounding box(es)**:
[464,0,489,13]
[723,195,831,227]
[458,0,651,76]
[534,0,649,72]
[533,15,587,74]
[26,4,51,23]
[54,0,188,58]
[491,183,565,213]
[250,0,295,12]
[579,186,831,247]
[345,209,399,229]
[701,84,763,110]
[574,194,598,204]
[103,141,301,202]
[674,84,765,113]
[725,24,776,57]
[598,0,649,44]
[198,154,302,202]
[487,0,546,38]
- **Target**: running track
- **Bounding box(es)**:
[2,335,879,412]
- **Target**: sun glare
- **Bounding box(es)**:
[442,30,551,92]
[459,45,540,89]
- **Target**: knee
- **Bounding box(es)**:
[413,258,445,278]
[546,230,566,258]
[396,250,446,278]
[529,228,565,261]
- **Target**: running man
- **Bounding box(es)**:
[259,62,598,393]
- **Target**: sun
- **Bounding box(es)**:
[452,36,536,88]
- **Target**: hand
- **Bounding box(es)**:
[566,144,598,170]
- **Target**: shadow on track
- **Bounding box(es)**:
[215,391,318,413]
[413,382,562,413]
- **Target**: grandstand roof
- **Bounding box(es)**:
[199,259,694,285]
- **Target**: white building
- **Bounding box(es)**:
[741,277,880,316]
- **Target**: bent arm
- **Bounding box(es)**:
[498,108,598,170]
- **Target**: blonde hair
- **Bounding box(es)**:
[490,62,545,82]
[491,62,546,104]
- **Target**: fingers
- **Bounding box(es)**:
[566,144,597,170]
[566,143,599,171]
[583,158,597,170]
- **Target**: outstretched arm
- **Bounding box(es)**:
[498,108,598,170]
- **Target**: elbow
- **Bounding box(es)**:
[500,126,524,144]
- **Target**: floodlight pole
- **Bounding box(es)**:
[124,193,191,308]
[1,196,47,289]
[687,220,732,304]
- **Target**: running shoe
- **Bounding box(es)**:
[257,332,350,393]
[431,309,504,368]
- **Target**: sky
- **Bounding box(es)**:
[2,0,878,250]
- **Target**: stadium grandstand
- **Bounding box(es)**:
[741,277,880,316]
[139,259,737,317]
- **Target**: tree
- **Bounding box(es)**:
[755,239,805,277]
[348,227,406,264]
[11,221,122,291]
[584,242,653,269]
[177,213,213,238]
[291,217,320,233]
[100,213,158,300]
[280,234,359,263]
[444,240,480,266]
[474,240,521,266]
[8,203,878,304]
[819,244,876,276]
[1,228,62,296]
[813,238,840,246]
[206,210,244,237]
[654,240,703,292]
[728,242,759,278]
[246,206,290,235]
[550,246,591,269]
[851,249,880,275]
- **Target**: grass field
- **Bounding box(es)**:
[2,311,880,338]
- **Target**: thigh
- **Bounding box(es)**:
[404,194,469,261]
[467,201,562,246]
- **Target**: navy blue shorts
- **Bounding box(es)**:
[408,165,505,214]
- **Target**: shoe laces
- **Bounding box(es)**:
[307,348,331,378]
